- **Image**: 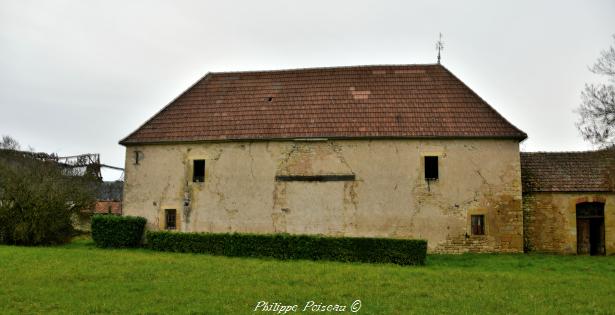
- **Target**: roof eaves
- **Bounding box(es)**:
[120,134,526,146]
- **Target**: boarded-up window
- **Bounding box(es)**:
[275,174,355,182]
[165,209,177,230]
[193,160,205,182]
[471,215,485,235]
[424,156,438,180]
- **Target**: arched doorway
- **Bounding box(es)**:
[576,202,605,255]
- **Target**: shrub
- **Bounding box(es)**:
[91,215,146,248]
[146,231,427,265]
[0,148,97,246]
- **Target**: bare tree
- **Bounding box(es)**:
[577,35,615,147]
[0,135,21,150]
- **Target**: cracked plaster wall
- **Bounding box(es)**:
[123,139,523,253]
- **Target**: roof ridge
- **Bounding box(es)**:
[209,63,441,75]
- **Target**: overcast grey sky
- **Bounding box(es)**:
[1,0,614,180]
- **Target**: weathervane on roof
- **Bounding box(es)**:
[436,33,444,64]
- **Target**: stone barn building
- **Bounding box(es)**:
[119,64,613,254]
[521,150,615,255]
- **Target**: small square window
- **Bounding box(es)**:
[165,209,176,230]
[193,160,205,182]
[424,156,438,180]
[471,215,485,235]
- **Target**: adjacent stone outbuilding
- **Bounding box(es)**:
[521,150,615,255]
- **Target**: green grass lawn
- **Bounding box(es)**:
[1,238,614,315]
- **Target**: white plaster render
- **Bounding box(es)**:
[123,139,523,253]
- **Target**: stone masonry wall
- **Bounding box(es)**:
[523,192,615,255]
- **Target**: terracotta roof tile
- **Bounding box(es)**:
[93,201,122,215]
[120,64,527,144]
[521,149,615,193]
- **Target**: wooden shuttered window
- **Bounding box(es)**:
[471,215,485,235]
[165,209,177,230]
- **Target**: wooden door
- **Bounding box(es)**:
[576,202,606,255]
[577,219,590,255]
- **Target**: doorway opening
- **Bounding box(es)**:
[576,202,605,256]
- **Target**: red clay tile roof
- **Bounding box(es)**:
[93,201,122,215]
[120,64,526,145]
[521,149,615,193]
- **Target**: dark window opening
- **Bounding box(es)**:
[266,97,273,102]
[165,209,177,230]
[471,215,485,235]
[424,156,438,180]
[193,160,205,182]
[134,151,142,165]
[275,174,355,182]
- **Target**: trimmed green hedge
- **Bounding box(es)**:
[91,215,147,248]
[146,231,427,265]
